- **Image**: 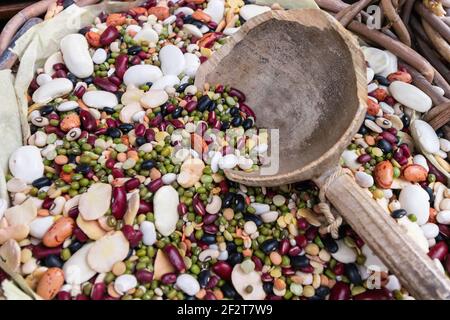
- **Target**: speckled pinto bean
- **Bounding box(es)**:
[36,267,65,300]
[43,217,75,248]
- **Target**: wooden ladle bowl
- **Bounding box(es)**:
[195,9,450,299]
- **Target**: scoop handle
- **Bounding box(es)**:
[317,171,450,300]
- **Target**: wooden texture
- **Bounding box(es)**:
[318,172,450,300]
[196,9,367,186]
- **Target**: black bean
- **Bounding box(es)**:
[107,127,122,138]
[308,295,323,300]
[84,76,93,84]
[263,282,274,294]
[32,177,52,189]
[172,107,183,118]
[118,123,134,133]
[229,107,240,117]
[115,91,123,101]
[221,283,242,299]
[345,263,362,285]
[141,160,156,170]
[234,194,246,212]
[243,213,263,227]
[220,121,230,131]
[208,101,217,112]
[242,118,254,130]
[365,114,376,121]
[176,83,189,93]
[401,114,410,127]
[185,295,196,300]
[294,180,317,192]
[315,286,330,298]
[424,186,434,206]
[290,255,310,270]
[128,46,142,55]
[358,125,368,135]
[227,252,243,266]
[226,241,237,253]
[231,116,242,127]
[377,139,392,153]
[201,234,216,244]
[78,26,91,35]
[40,105,54,116]
[135,136,147,147]
[44,255,63,268]
[391,209,407,219]
[222,192,235,208]
[76,164,90,175]
[103,107,115,115]
[197,95,211,112]
[435,233,445,242]
[68,241,83,253]
[374,75,390,86]
[198,270,211,288]
[260,239,278,254]
[30,125,38,135]
[67,73,78,86]
[321,235,338,253]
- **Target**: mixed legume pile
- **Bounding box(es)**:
[1,0,450,301]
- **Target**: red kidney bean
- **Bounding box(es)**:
[204,291,216,300]
[261,273,273,282]
[147,178,163,193]
[111,168,125,178]
[93,77,118,92]
[137,51,150,59]
[393,148,408,166]
[114,54,129,79]
[353,288,393,300]
[87,135,97,146]
[52,69,68,78]
[170,119,184,129]
[108,75,121,86]
[145,128,155,142]
[333,262,345,275]
[296,218,309,230]
[80,109,97,132]
[212,119,221,130]
[193,194,206,216]
[32,245,62,259]
[136,270,153,284]
[282,267,295,276]
[205,275,219,289]
[251,256,263,271]
[427,160,448,184]
[185,100,197,112]
[53,63,67,71]
[229,87,246,102]
[161,273,177,285]
[42,197,54,210]
[445,254,450,274]
[398,143,411,158]
[149,114,163,127]
[91,283,105,300]
[207,21,218,29]
[73,227,89,242]
[138,200,153,214]
[94,127,108,136]
[121,225,143,247]
[100,26,120,46]
[125,178,140,191]
[135,124,146,136]
[106,118,117,128]
[164,244,186,272]
[218,180,228,193]
[379,131,398,144]
[428,241,448,261]
[203,214,218,225]
[45,125,65,138]
[329,282,351,300]
[29,77,40,92]
[57,291,71,300]
[299,265,314,273]
[74,85,86,98]
[266,295,283,300]
[239,104,256,121]
[212,261,232,280]
[75,294,89,300]
[130,56,141,65]
[288,246,301,256]
[68,207,79,220]
[203,224,218,234]
[199,56,208,64]
[305,227,318,241]
[279,239,290,255]
[177,203,188,216]
[105,158,116,169]
[208,111,216,125]
[357,154,372,164]
[439,224,450,238]
[111,186,127,220]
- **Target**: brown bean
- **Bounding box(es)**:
[43,217,75,248]
[36,267,65,300]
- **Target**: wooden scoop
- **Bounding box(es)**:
[195,9,450,299]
